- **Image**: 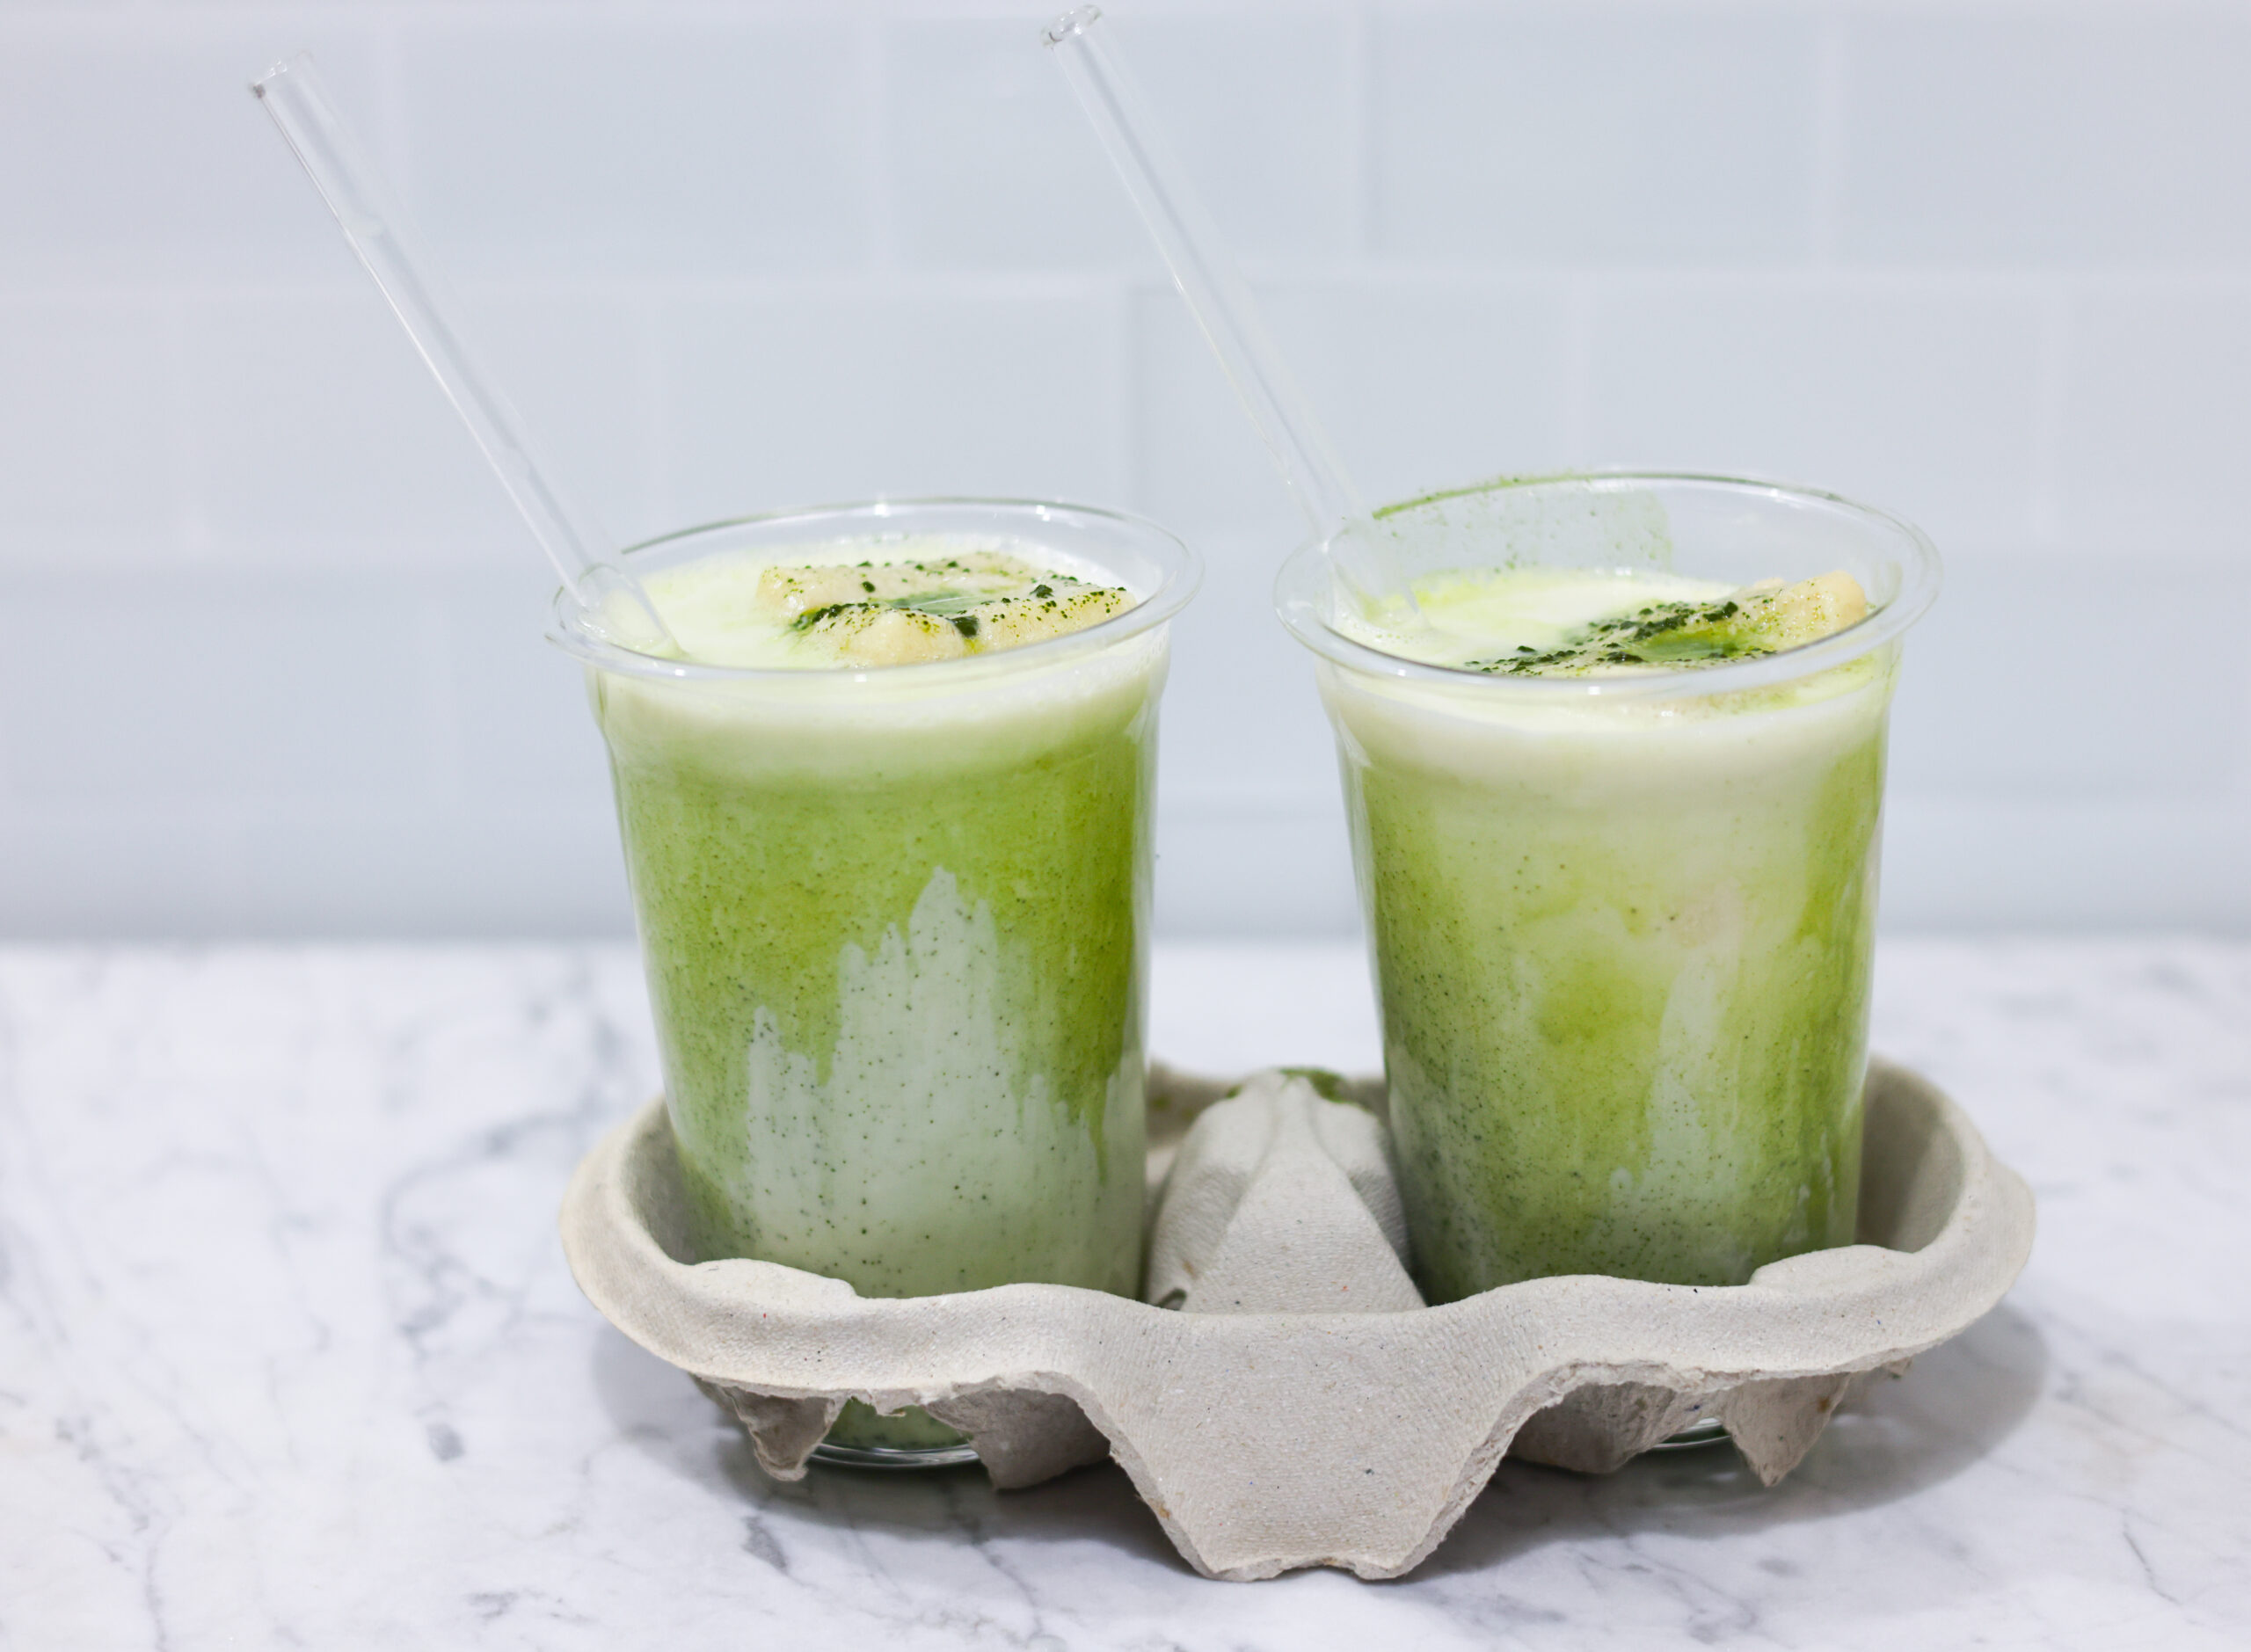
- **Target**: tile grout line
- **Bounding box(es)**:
[1111,276,1141,512]
[863,15,900,274]
[417,592,467,812]
[1559,279,1596,463]
[2027,284,2071,548]
[1340,3,1373,259]
[13,252,2251,305]
[370,14,412,198]
[160,292,208,563]
[1808,6,1847,268]
[629,291,673,531]
[12,266,2249,309]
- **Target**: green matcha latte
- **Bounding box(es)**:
[1278,475,1940,1304]
[556,502,1198,1457]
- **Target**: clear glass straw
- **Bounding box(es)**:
[1043,6,1408,614]
[251,53,678,653]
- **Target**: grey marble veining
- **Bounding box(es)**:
[1,940,2245,1649]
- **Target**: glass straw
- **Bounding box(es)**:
[251,53,678,654]
[1044,6,1408,614]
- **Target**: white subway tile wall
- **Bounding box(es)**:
[0,0,2242,938]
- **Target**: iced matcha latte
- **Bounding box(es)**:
[1278,475,1939,1303]
[554,501,1198,1459]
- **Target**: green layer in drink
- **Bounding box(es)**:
[1322,564,1893,1300]
[587,538,1164,1449]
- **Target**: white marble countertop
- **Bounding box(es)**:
[3,939,2246,1649]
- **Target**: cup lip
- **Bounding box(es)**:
[1274,469,1942,702]
[549,496,1201,685]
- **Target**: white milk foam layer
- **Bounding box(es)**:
[594,542,1168,782]
[1320,564,1896,790]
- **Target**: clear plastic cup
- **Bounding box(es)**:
[1275,473,1941,1304]
[554,499,1199,1463]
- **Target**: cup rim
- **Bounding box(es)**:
[549,496,1201,685]
[1273,470,1942,702]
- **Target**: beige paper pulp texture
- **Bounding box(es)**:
[560,1060,2036,1582]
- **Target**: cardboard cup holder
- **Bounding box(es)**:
[561,1059,2035,1581]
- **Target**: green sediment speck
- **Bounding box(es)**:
[783,562,1126,655]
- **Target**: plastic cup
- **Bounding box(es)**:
[553,499,1198,1462]
[1276,473,1940,1304]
